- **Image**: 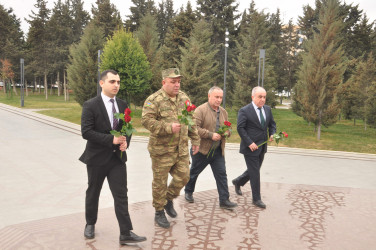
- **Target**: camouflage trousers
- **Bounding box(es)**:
[151,152,190,211]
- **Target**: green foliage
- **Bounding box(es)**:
[100,29,152,105]
[91,0,123,38]
[180,19,219,105]
[125,0,156,32]
[67,22,105,106]
[155,0,175,45]
[294,0,346,139]
[365,82,376,127]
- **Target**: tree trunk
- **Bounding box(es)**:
[44,73,48,100]
[57,71,61,96]
[353,118,356,126]
[317,109,322,140]
[50,75,53,95]
[25,80,28,97]
[34,76,37,93]
[64,70,67,101]
[11,78,18,95]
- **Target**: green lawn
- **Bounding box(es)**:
[1,91,375,154]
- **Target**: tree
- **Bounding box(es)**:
[125,0,156,32]
[365,81,376,128]
[134,14,161,95]
[91,0,123,38]
[155,0,175,45]
[0,59,15,95]
[180,19,219,105]
[0,4,24,88]
[159,3,196,69]
[67,22,105,106]
[100,29,152,105]
[293,0,346,140]
[26,0,52,99]
[71,0,90,43]
[230,6,277,108]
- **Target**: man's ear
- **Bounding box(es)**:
[99,80,104,87]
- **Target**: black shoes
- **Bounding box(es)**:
[119,231,147,244]
[155,210,170,228]
[220,200,238,210]
[84,224,95,239]
[232,179,242,196]
[185,193,194,203]
[164,200,177,218]
[253,200,266,209]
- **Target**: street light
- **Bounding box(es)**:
[20,58,24,107]
[223,29,229,109]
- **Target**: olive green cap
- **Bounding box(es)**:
[162,68,182,79]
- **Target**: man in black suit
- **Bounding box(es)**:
[232,86,276,209]
[80,70,146,244]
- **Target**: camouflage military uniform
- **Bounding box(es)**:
[142,88,200,211]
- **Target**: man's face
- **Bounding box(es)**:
[208,89,223,109]
[100,72,120,98]
[252,90,267,108]
[162,77,181,97]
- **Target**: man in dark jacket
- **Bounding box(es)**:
[80,70,146,244]
[232,86,276,209]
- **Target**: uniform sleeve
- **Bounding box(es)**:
[189,108,201,146]
[141,97,173,135]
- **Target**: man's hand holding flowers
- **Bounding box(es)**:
[207,121,232,158]
[110,108,136,157]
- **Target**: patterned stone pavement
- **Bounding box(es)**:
[1,183,375,250]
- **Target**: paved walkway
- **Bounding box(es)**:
[0,103,375,249]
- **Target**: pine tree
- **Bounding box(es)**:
[134,14,161,94]
[71,0,90,43]
[91,0,123,38]
[125,0,156,32]
[293,0,346,140]
[230,6,277,108]
[155,0,175,45]
[67,22,105,106]
[0,4,24,90]
[26,0,52,99]
[159,4,196,69]
[180,19,219,105]
[100,29,152,105]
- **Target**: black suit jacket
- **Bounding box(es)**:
[79,95,131,166]
[237,103,277,156]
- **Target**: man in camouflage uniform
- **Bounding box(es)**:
[141,68,200,228]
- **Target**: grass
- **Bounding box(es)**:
[1,91,375,154]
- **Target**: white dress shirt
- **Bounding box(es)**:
[101,92,119,126]
[252,101,266,124]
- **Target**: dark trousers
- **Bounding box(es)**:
[234,148,265,201]
[185,146,230,202]
[86,155,133,234]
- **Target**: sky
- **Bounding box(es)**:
[1,0,376,35]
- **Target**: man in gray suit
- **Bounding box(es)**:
[232,86,276,208]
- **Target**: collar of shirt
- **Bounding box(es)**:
[207,102,220,114]
[252,101,266,122]
[101,92,119,125]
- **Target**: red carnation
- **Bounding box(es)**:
[185,100,191,107]
[124,108,131,115]
[186,105,193,112]
[224,121,231,127]
[282,131,288,138]
[191,104,196,110]
[124,115,131,123]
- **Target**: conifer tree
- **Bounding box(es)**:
[180,19,219,105]
[155,0,175,45]
[125,0,156,32]
[159,3,196,69]
[293,0,346,140]
[91,0,123,38]
[26,0,52,99]
[71,0,90,43]
[134,14,161,94]
[67,22,105,106]
[100,29,152,105]
[230,7,277,108]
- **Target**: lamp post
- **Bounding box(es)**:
[258,49,266,87]
[223,28,229,109]
[97,50,102,96]
[20,58,24,107]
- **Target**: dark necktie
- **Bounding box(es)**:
[258,107,265,127]
[110,99,118,129]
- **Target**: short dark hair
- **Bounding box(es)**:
[100,70,118,81]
